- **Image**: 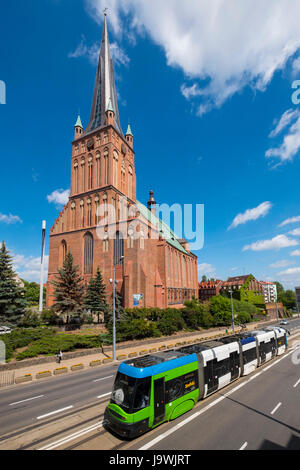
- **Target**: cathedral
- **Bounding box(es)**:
[46,15,198,309]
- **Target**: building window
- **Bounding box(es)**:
[73,161,79,193]
[80,200,84,227]
[87,198,92,226]
[61,240,67,265]
[88,155,93,189]
[94,195,100,225]
[128,165,133,199]
[96,152,101,186]
[84,232,93,274]
[103,234,109,253]
[104,150,109,185]
[113,150,118,187]
[81,158,85,192]
[114,231,124,265]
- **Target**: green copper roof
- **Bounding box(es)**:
[136,201,188,254]
[106,97,114,113]
[75,114,83,128]
[126,124,133,136]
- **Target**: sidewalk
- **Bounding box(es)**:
[1,319,279,386]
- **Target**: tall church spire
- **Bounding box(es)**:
[84,13,123,136]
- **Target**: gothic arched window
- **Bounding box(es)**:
[114,231,124,265]
[84,232,93,274]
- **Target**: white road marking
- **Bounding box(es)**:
[39,421,103,450]
[9,395,44,406]
[37,406,73,420]
[239,442,248,450]
[139,348,296,450]
[271,402,282,415]
[97,392,111,399]
[293,378,300,388]
[93,375,114,383]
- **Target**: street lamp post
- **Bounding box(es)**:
[229,289,235,334]
[111,256,124,362]
[39,220,46,313]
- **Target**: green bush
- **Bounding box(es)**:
[18,310,42,328]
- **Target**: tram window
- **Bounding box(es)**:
[214,357,231,378]
[111,372,136,412]
[277,337,284,347]
[242,347,257,364]
[165,371,198,404]
[133,377,151,412]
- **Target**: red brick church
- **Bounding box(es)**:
[46,15,198,309]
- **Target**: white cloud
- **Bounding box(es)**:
[228,201,272,230]
[289,228,300,236]
[198,263,216,278]
[291,249,300,256]
[86,0,300,115]
[47,189,70,206]
[0,213,22,225]
[266,112,300,164]
[269,109,300,138]
[279,215,300,227]
[13,253,49,283]
[278,267,300,276]
[243,234,298,252]
[68,34,129,67]
[269,259,295,268]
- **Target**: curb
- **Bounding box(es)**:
[10,321,293,387]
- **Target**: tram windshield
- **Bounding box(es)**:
[111,372,151,413]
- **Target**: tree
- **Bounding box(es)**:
[201,275,207,283]
[22,280,46,307]
[275,282,297,310]
[0,241,26,323]
[84,267,110,322]
[209,295,233,326]
[51,251,84,315]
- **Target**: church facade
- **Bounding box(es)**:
[46,15,198,310]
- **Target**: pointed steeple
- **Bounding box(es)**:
[84,14,123,136]
[75,114,83,128]
[126,123,133,136]
[126,122,133,148]
[74,113,83,139]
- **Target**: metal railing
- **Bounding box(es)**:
[0,371,15,388]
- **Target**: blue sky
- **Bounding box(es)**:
[1,0,300,289]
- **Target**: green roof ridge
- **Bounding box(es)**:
[136,201,188,254]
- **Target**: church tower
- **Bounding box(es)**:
[46,13,199,311]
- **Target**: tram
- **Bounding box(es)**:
[104,327,288,438]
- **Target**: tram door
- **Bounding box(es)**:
[259,342,266,364]
[153,378,165,424]
[230,351,240,380]
[205,359,218,395]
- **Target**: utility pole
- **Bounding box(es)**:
[111,255,124,361]
[39,220,46,313]
[229,288,235,334]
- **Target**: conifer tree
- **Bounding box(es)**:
[0,241,26,322]
[84,267,110,322]
[105,291,126,330]
[51,251,84,315]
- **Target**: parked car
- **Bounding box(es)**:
[0,326,12,335]
[280,320,289,325]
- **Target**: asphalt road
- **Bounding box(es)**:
[126,334,300,450]
[0,317,299,441]
[0,362,118,436]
